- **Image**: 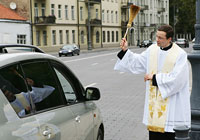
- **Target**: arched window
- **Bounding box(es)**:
[96,31,100,43]
[81,31,84,44]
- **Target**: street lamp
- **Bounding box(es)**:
[87,1,92,50]
[187,0,200,139]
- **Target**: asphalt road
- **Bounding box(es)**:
[52,44,193,140]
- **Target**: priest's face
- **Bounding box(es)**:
[156,31,172,48]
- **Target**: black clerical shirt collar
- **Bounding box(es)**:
[160,43,172,51]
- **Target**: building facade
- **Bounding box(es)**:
[0,0,169,51]
[0,4,31,44]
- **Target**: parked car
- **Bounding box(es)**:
[175,38,189,48]
[0,44,104,140]
[139,40,153,48]
[192,38,195,43]
[59,44,80,57]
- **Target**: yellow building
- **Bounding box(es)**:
[1,0,169,52]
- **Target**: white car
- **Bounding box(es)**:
[0,44,104,140]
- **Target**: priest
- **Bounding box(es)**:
[114,25,191,140]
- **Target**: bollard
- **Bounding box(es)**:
[173,126,190,140]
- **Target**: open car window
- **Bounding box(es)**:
[0,61,65,118]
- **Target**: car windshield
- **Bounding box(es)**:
[62,45,74,49]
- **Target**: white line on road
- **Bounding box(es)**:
[91,63,98,66]
[64,52,117,63]
[63,48,141,63]
[120,72,124,74]
[84,83,97,88]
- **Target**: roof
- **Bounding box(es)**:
[0,4,26,21]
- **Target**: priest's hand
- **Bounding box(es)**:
[144,74,153,82]
[120,38,128,51]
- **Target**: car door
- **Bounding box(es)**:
[51,62,95,140]
[0,61,78,140]
[21,60,78,140]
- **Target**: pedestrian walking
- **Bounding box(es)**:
[114,24,191,140]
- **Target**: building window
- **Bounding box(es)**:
[34,3,38,17]
[96,9,98,19]
[36,31,40,46]
[51,4,55,15]
[58,5,62,19]
[71,6,75,20]
[66,30,69,43]
[59,30,63,44]
[107,10,109,23]
[96,31,100,43]
[107,31,110,42]
[43,31,47,45]
[102,10,105,22]
[65,5,68,20]
[116,31,118,42]
[81,31,84,44]
[41,3,45,17]
[80,7,83,21]
[115,11,118,23]
[72,30,75,43]
[103,31,105,42]
[52,30,56,45]
[17,35,26,44]
[111,11,114,23]
[112,31,114,42]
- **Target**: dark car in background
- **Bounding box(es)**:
[139,40,152,48]
[59,44,80,57]
[175,38,189,48]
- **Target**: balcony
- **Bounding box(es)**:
[85,0,101,4]
[140,22,150,28]
[121,2,128,9]
[157,7,165,13]
[86,19,101,26]
[34,15,56,24]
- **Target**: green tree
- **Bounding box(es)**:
[169,0,196,39]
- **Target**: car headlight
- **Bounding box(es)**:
[59,51,62,53]
[68,50,72,52]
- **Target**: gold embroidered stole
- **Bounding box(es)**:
[147,44,180,133]
[11,94,30,114]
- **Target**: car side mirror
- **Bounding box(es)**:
[85,87,100,100]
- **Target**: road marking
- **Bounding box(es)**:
[63,48,141,63]
[63,52,117,63]
[84,83,97,88]
[120,72,124,74]
[92,63,98,66]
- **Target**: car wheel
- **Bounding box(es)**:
[97,128,104,140]
[59,54,61,57]
[72,52,74,56]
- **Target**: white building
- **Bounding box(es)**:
[0,4,31,44]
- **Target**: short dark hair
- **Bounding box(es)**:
[158,25,174,39]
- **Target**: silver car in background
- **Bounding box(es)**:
[0,44,104,140]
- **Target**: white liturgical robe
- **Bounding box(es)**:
[114,43,191,132]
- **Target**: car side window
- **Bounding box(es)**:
[21,61,64,112]
[0,61,66,118]
[54,68,77,104]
